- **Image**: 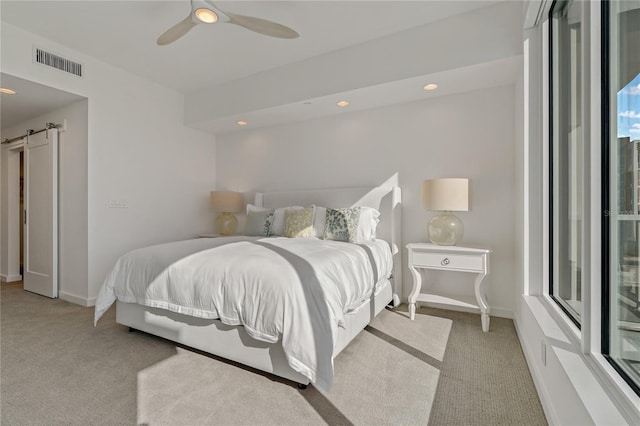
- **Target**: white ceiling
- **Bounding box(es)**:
[193,56,522,134]
[1,1,520,133]
[0,73,85,130]
[0,1,500,94]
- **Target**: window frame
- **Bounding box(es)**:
[530,0,640,420]
[548,0,583,329]
[600,0,640,397]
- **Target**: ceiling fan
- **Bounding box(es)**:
[157,0,299,45]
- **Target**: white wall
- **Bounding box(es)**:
[1,99,89,303]
[216,85,517,316]
[1,23,216,303]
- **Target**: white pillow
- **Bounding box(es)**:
[312,206,327,238]
[270,206,304,236]
[357,207,380,242]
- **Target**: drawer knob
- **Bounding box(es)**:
[441,257,450,266]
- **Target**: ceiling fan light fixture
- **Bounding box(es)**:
[195,8,218,23]
[157,0,298,45]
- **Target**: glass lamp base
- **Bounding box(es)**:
[215,212,238,236]
[428,212,464,246]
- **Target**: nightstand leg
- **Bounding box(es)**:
[408,263,422,321]
[481,313,490,332]
[474,272,490,332]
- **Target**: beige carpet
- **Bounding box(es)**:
[1,282,546,425]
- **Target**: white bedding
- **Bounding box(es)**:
[94,236,393,391]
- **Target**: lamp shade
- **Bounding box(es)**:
[210,191,244,213]
[422,178,469,212]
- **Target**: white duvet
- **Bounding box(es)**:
[94,236,392,391]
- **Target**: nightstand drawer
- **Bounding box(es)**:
[411,252,483,272]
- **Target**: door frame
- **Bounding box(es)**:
[1,141,24,282]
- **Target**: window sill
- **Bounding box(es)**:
[515,295,638,425]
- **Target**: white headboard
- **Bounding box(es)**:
[254,186,402,306]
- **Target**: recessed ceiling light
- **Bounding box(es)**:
[0,88,16,95]
[195,8,218,23]
[336,101,350,107]
[236,120,247,126]
[423,83,439,91]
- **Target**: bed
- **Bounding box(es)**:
[94,186,401,391]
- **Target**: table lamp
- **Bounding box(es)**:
[422,178,469,245]
[210,191,244,235]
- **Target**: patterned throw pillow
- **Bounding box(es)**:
[270,206,304,236]
[323,207,361,242]
[244,209,274,237]
[283,207,315,238]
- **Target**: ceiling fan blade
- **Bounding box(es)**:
[157,14,198,46]
[225,12,299,39]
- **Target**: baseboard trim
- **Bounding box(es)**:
[1,274,23,283]
[59,291,96,307]
[416,301,513,319]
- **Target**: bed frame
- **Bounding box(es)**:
[115,186,402,387]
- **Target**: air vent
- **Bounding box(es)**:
[33,47,83,77]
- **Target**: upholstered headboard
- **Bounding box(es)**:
[254,186,402,306]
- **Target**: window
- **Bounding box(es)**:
[603,0,640,395]
[550,0,583,326]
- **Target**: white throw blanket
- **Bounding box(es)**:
[94,236,392,391]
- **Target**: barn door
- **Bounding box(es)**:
[23,128,58,298]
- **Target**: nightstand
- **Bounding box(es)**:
[406,243,491,332]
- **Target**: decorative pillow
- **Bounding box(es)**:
[283,207,315,238]
[244,209,274,237]
[357,207,380,242]
[323,207,361,242]
[311,205,327,238]
[271,206,304,236]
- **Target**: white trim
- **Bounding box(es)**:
[523,23,545,297]
[580,0,594,355]
[542,17,551,298]
[587,0,602,357]
[542,294,582,342]
[1,274,23,283]
[513,310,561,425]
[59,290,95,307]
[518,296,629,425]
[416,302,513,320]
[524,0,554,29]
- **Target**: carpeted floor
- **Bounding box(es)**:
[1,282,546,425]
